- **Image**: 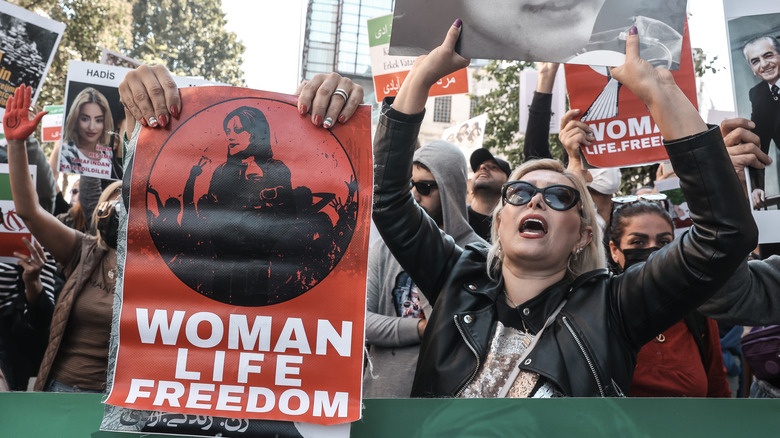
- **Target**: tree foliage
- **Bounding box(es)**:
[11,0,246,157]
[129,0,245,86]
[14,0,132,115]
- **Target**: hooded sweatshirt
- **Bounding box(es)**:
[363,140,485,398]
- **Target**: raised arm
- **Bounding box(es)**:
[609,27,707,140]
[4,85,77,264]
[611,29,758,346]
[24,135,56,214]
[524,62,559,161]
[372,21,471,302]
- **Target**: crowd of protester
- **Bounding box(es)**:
[1,14,779,405]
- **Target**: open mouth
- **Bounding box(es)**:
[519,215,548,237]
[522,0,579,14]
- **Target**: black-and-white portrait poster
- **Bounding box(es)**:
[0,0,64,125]
[390,0,687,68]
[724,0,780,243]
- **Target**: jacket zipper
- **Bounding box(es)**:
[562,316,605,397]
[454,314,480,397]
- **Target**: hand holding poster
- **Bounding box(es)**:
[368,14,468,102]
[105,86,371,427]
[59,61,222,181]
[564,22,697,168]
[389,0,687,67]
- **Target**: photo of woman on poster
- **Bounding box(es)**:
[58,87,119,180]
[390,0,685,67]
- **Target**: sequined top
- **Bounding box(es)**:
[459,322,560,398]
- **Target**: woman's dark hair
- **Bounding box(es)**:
[608,200,673,246]
[223,106,272,159]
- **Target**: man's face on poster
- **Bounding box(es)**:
[745,38,780,85]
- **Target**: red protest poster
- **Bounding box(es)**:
[565,22,698,168]
[105,86,372,426]
[373,69,469,102]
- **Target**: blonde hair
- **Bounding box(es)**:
[91,181,122,249]
[487,159,606,279]
[64,87,114,147]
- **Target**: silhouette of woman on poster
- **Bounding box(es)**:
[147,106,357,306]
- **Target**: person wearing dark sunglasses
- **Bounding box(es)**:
[371,22,756,398]
[365,140,484,398]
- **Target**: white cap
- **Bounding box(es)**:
[587,168,621,196]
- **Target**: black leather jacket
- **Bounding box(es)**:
[372,101,757,397]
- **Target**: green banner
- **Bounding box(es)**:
[367,14,393,47]
[43,104,64,115]
[0,393,778,437]
[0,172,11,201]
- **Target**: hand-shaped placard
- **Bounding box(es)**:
[2,84,47,141]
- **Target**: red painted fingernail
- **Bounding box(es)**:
[338,115,346,123]
[454,18,462,28]
[170,105,179,118]
[158,114,167,128]
[140,117,148,127]
[314,115,322,126]
[300,104,307,116]
[629,25,637,36]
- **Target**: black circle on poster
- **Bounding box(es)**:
[145,97,358,306]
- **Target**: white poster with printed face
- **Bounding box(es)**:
[59,61,223,181]
[390,0,688,68]
[723,0,780,243]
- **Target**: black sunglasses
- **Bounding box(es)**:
[411,180,438,196]
[502,181,581,211]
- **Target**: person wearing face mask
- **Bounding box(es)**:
[607,199,731,397]
[372,22,755,398]
[4,84,121,392]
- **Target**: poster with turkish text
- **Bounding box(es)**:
[564,21,697,168]
[104,86,371,430]
[60,61,223,181]
[723,0,780,243]
[368,14,468,102]
[0,0,64,132]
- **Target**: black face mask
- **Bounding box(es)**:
[97,207,119,249]
[621,246,661,270]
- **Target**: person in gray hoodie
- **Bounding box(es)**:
[363,139,486,398]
